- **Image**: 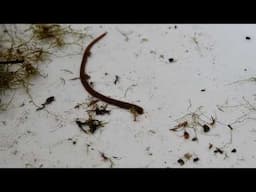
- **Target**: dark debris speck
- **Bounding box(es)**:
[177,158,185,166]
[231,148,237,153]
[168,58,175,63]
[184,131,190,139]
[227,124,233,130]
[214,148,224,154]
[203,124,210,132]
[192,137,198,141]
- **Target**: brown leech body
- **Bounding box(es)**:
[80,32,144,115]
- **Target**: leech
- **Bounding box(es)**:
[80,32,144,115]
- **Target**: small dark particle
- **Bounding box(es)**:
[209,143,213,149]
[174,25,178,29]
[246,36,251,40]
[148,153,153,156]
[193,157,199,162]
[160,54,164,59]
[170,121,188,131]
[231,148,237,153]
[214,148,223,154]
[112,156,119,159]
[36,96,55,111]
[104,72,108,76]
[45,96,55,104]
[67,138,72,141]
[114,75,119,85]
[227,124,233,130]
[184,131,190,139]
[210,116,216,126]
[95,107,111,115]
[203,124,210,132]
[20,103,25,107]
[100,152,109,161]
[168,58,175,63]
[149,130,156,134]
[177,158,185,166]
[72,141,77,145]
[74,104,81,109]
[89,81,94,86]
[200,89,206,92]
[244,68,247,71]
[192,137,198,141]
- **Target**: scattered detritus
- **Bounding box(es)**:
[177,153,199,166]
[94,105,111,115]
[219,97,256,127]
[87,99,100,107]
[168,58,175,63]
[183,131,190,139]
[170,107,216,140]
[245,36,251,40]
[227,77,256,85]
[0,24,89,110]
[227,124,233,130]
[184,153,192,160]
[87,100,111,115]
[208,143,237,157]
[100,152,114,168]
[209,116,216,126]
[76,115,106,134]
[192,137,198,141]
[177,158,185,166]
[202,124,210,133]
[231,148,237,153]
[169,121,188,131]
[36,96,55,111]
[214,147,224,154]
[114,75,119,85]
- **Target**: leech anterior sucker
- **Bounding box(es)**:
[80,32,144,115]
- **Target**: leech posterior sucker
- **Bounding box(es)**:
[80,32,144,115]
